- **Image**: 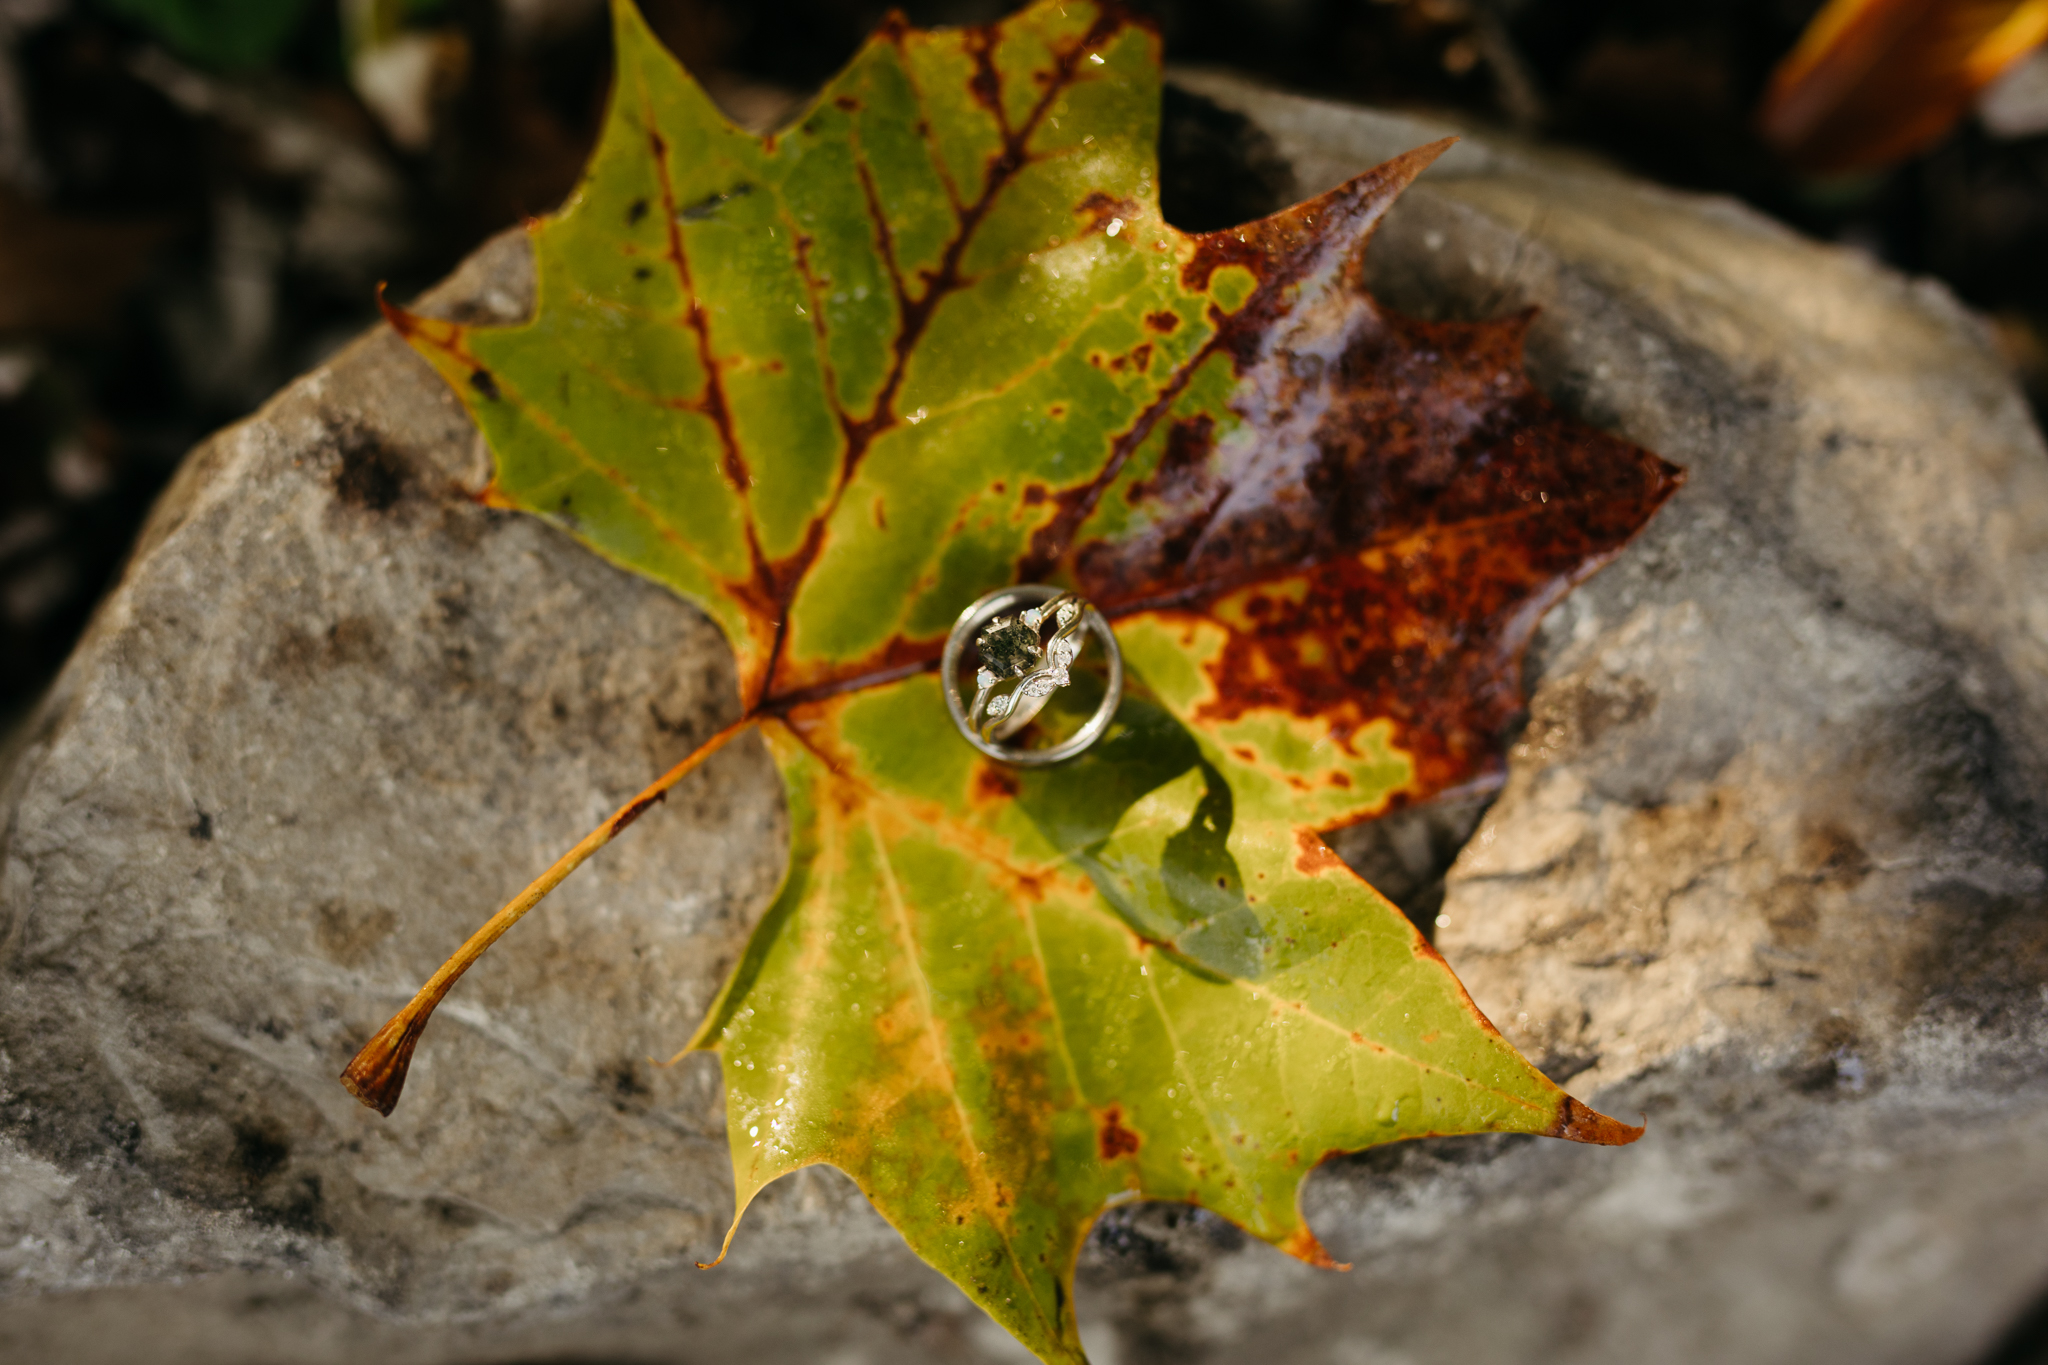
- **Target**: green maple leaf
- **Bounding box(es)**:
[341,2,1682,1360]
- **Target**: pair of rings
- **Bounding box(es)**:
[942,584,1123,766]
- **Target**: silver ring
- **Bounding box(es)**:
[942,585,1123,766]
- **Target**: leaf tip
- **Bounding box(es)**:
[374,283,417,338]
[472,481,521,510]
[339,1007,430,1117]
[1373,135,1458,195]
[609,0,654,42]
[1280,1224,1350,1271]
[696,1210,747,1270]
[1549,1094,1644,1146]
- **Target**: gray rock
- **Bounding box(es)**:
[4,72,2047,1365]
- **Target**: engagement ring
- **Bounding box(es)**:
[941,585,1122,766]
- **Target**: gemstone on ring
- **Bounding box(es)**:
[977,617,1041,679]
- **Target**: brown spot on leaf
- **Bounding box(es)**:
[974,763,1021,803]
[469,369,501,401]
[1098,1106,1141,1159]
[964,27,1004,119]
[1145,309,1180,333]
[1294,829,1349,876]
[1119,405,1217,512]
[1076,189,1141,235]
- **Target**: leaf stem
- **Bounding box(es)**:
[340,716,754,1116]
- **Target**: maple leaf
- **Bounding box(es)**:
[340,2,1682,1360]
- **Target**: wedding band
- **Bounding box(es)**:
[941,585,1122,766]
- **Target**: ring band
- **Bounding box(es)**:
[942,585,1123,766]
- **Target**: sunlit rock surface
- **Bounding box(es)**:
[4,73,2046,1365]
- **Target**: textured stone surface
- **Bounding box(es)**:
[4,73,2048,1365]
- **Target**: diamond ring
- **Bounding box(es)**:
[941,585,1123,766]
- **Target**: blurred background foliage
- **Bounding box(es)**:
[0,0,2044,729]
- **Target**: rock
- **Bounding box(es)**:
[5,71,2048,1365]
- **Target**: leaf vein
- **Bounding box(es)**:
[1140,954,1248,1189]
[867,806,1060,1340]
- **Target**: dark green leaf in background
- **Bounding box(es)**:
[97,0,315,70]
